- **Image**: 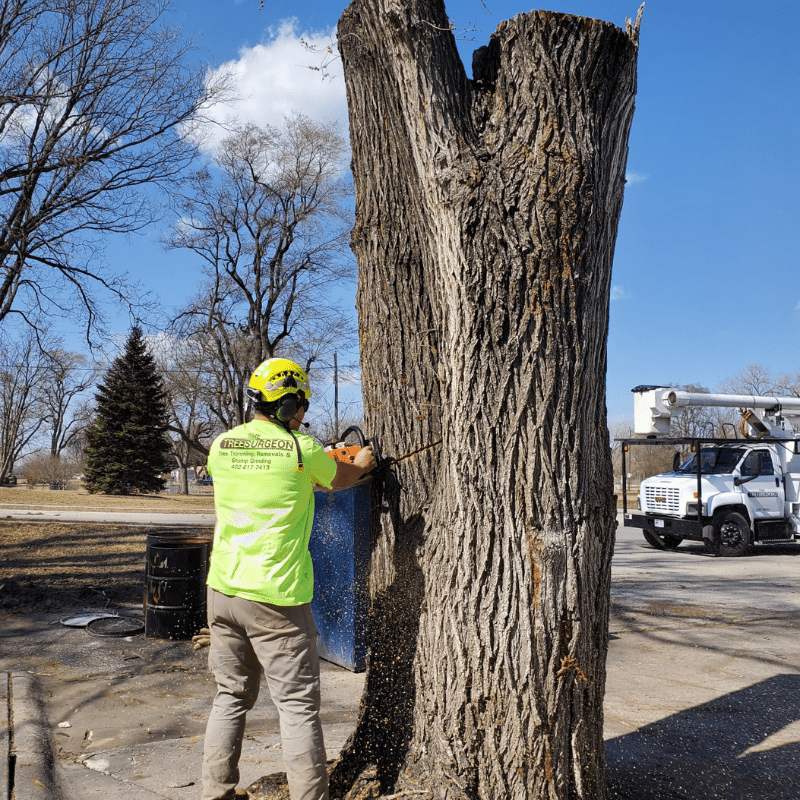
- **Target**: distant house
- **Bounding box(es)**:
[171,467,197,483]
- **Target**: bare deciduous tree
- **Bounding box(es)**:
[308,390,364,446]
[327,3,642,799]
[18,452,77,485]
[41,349,98,458]
[155,335,221,494]
[721,364,797,398]
[0,0,228,340]
[668,383,718,438]
[0,328,50,481]
[167,115,356,429]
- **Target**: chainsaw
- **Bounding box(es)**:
[324,426,383,474]
[325,426,441,484]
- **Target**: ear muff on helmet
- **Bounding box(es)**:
[276,393,299,422]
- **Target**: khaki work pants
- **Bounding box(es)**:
[202,588,328,800]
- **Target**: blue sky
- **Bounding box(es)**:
[100,0,799,425]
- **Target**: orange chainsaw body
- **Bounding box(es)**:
[325,443,363,464]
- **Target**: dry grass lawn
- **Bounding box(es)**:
[0,485,215,512]
[0,486,216,614]
[0,521,156,614]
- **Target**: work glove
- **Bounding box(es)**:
[192,627,211,650]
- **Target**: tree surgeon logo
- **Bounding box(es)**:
[220,438,293,451]
[747,491,779,498]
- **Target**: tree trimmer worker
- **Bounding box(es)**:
[201,358,376,800]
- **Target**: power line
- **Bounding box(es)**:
[0,363,361,374]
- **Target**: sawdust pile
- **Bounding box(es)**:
[247,764,387,800]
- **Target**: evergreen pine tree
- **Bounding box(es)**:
[84,327,171,494]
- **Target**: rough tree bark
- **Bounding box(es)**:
[329,2,642,799]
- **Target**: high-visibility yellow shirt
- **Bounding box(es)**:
[206,419,337,605]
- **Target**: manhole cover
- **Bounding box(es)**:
[60,612,116,628]
[86,616,144,637]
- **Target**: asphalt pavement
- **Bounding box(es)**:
[605,524,800,799]
[3,518,800,799]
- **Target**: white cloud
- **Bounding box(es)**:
[625,172,648,184]
[200,19,348,153]
[610,285,629,301]
[795,300,800,311]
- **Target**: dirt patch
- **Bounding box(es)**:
[0,520,213,615]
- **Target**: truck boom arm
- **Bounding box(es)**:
[665,390,800,411]
[633,387,800,436]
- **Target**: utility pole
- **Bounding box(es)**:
[333,350,339,440]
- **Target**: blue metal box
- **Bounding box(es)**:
[309,484,370,672]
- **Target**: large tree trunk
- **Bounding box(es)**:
[333,3,641,799]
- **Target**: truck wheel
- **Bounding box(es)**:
[712,511,751,557]
[643,532,683,550]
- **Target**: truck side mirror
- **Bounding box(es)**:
[672,452,682,471]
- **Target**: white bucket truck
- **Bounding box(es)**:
[620,386,800,556]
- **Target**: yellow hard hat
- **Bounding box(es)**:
[248,358,312,404]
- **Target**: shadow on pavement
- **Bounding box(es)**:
[607,673,800,800]
[638,540,800,559]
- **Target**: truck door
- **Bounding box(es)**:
[739,449,784,519]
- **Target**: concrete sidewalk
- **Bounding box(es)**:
[0,509,215,526]
[0,611,363,800]
[3,523,800,799]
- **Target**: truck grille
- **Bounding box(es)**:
[643,485,681,515]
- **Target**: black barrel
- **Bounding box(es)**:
[144,532,212,639]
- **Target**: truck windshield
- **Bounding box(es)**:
[676,447,747,475]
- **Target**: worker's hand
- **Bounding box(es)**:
[354,445,377,474]
[192,627,211,650]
